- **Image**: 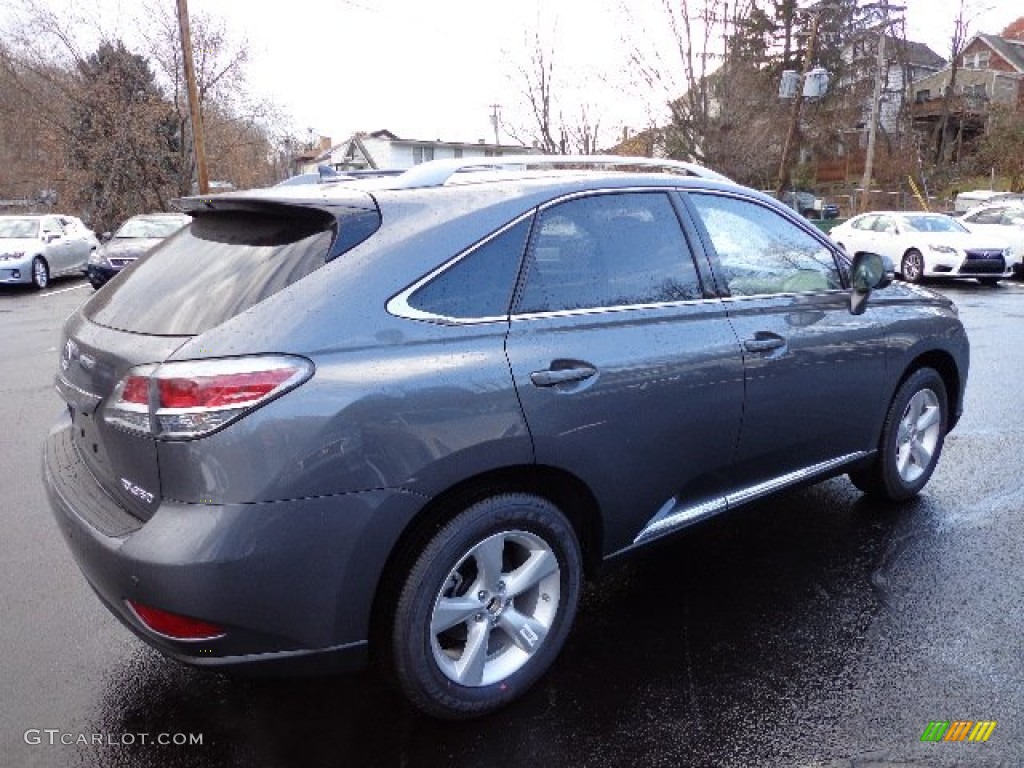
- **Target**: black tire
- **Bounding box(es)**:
[390,493,582,719]
[901,249,924,283]
[849,367,948,502]
[977,277,1000,287]
[31,257,49,290]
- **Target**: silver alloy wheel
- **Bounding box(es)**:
[33,258,49,288]
[902,251,923,282]
[429,529,561,687]
[895,388,942,483]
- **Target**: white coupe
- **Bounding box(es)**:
[830,211,1016,285]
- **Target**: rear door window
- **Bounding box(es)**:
[515,192,703,314]
[87,208,366,335]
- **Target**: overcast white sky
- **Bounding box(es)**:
[6,0,1023,148]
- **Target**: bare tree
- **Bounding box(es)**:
[0,0,283,223]
[505,25,603,154]
[931,0,975,164]
[136,1,280,192]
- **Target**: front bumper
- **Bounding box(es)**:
[923,250,1013,279]
[86,264,118,287]
[0,256,33,284]
[43,411,422,674]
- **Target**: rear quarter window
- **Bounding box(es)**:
[406,217,532,319]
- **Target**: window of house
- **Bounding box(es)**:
[516,192,703,313]
[964,50,991,69]
[689,194,841,297]
[964,83,987,99]
[412,145,435,164]
[915,89,931,102]
[453,147,463,158]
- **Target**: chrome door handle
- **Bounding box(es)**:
[743,336,786,353]
[530,365,598,387]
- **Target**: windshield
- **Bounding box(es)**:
[0,218,40,239]
[115,216,189,239]
[903,215,968,234]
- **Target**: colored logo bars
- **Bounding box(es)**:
[921,721,997,742]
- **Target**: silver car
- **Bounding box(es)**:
[43,156,969,719]
[0,214,95,288]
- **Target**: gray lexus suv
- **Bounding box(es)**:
[43,156,969,719]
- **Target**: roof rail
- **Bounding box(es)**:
[389,154,734,189]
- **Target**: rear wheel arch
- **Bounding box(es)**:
[369,465,603,663]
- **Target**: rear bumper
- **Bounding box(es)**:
[43,411,423,674]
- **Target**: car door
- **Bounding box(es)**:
[682,191,888,491]
[869,214,906,262]
[40,217,71,274]
[504,190,745,553]
[837,214,879,255]
[57,216,92,267]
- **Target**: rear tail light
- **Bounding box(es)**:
[126,600,226,641]
[104,355,313,439]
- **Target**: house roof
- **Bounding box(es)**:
[977,33,1024,73]
[889,37,945,69]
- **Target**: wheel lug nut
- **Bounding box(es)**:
[474,613,484,622]
[478,590,487,601]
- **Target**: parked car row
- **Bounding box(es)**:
[45,154,969,719]
[0,211,192,291]
[829,207,1022,285]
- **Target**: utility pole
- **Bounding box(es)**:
[177,0,209,194]
[775,10,823,198]
[489,104,501,146]
[859,1,905,212]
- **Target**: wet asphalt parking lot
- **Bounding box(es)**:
[1,276,1021,767]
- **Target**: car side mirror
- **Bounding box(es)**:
[849,251,894,315]
[101,232,112,243]
[44,232,60,243]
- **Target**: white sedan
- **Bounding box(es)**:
[959,201,1024,277]
[830,211,1015,285]
[0,214,95,289]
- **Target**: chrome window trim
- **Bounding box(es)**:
[630,451,871,548]
[719,289,848,303]
[510,296,721,322]
[388,186,720,324]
